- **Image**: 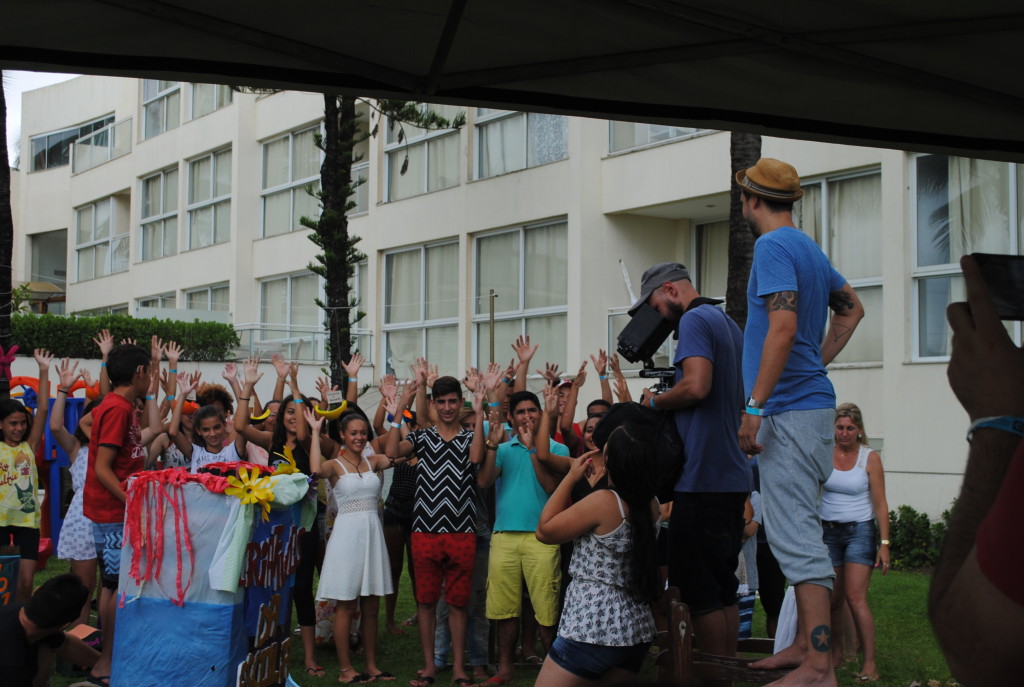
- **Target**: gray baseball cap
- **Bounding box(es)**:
[628,262,691,316]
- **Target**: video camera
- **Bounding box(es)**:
[616,303,676,393]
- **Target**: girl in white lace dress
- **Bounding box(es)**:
[535,422,660,686]
[305,409,395,684]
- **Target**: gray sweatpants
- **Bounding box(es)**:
[758,408,836,591]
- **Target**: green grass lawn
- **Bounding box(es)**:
[38,559,953,687]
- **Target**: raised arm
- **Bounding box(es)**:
[384,378,419,461]
[341,353,365,405]
[302,408,329,476]
[270,353,290,402]
[93,328,113,396]
[609,353,632,403]
[538,384,573,476]
[559,361,586,452]
[235,357,272,448]
[140,365,167,447]
[49,358,81,456]
[511,334,537,393]
[27,349,54,451]
[476,407,506,489]
[590,349,613,404]
[168,373,198,457]
[821,282,865,366]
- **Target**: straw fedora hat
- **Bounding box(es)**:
[735,158,804,202]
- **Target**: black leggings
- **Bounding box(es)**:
[293,522,320,627]
[756,540,786,619]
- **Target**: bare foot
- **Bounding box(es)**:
[386,623,406,635]
[763,663,838,687]
[751,643,805,670]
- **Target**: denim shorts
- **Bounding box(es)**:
[822,519,876,567]
[548,635,650,680]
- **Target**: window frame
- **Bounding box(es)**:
[471,220,569,369]
[474,108,569,179]
[184,283,230,313]
[260,125,323,237]
[607,121,712,155]
[139,166,179,262]
[383,105,461,201]
[75,197,128,282]
[190,83,233,119]
[185,148,232,250]
[136,293,176,310]
[30,114,114,172]
[141,80,181,139]
[909,154,1022,361]
[381,240,460,373]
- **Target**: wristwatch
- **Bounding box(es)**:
[745,396,764,416]
[880,539,891,546]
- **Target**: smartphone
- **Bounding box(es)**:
[973,253,1024,320]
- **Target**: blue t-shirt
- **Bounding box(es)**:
[673,303,751,493]
[493,435,569,532]
[743,226,847,414]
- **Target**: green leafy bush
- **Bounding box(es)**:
[12,313,239,362]
[888,503,952,571]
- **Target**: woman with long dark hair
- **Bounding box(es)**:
[534,423,660,685]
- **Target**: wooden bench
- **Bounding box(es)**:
[655,587,789,686]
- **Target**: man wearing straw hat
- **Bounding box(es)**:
[736,159,864,686]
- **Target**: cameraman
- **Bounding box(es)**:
[631,262,751,662]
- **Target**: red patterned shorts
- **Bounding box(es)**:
[410,532,476,606]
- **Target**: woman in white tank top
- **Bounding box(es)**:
[820,402,890,683]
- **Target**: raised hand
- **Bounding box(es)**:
[271,353,289,379]
[222,362,238,383]
[537,362,561,385]
[242,356,263,387]
[463,367,480,392]
[187,370,202,389]
[93,329,114,359]
[426,363,440,387]
[177,371,199,398]
[80,369,96,388]
[379,374,398,404]
[119,337,137,346]
[150,335,164,362]
[572,360,588,389]
[589,349,608,377]
[342,353,364,379]
[609,352,623,377]
[614,375,632,403]
[542,384,560,416]
[34,348,54,370]
[164,340,183,366]
[482,362,502,391]
[512,334,538,365]
[57,358,80,389]
[302,407,324,433]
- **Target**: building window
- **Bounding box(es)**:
[474,221,568,369]
[140,167,178,261]
[191,83,233,119]
[695,219,730,301]
[794,170,883,364]
[476,109,568,179]
[136,294,176,315]
[142,80,181,139]
[31,115,114,172]
[260,272,322,359]
[608,122,708,154]
[185,283,230,312]
[382,242,459,375]
[262,126,321,237]
[187,149,231,249]
[911,155,1021,359]
[385,104,460,201]
[76,197,128,281]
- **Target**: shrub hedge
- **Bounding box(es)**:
[888,502,953,570]
[12,313,239,362]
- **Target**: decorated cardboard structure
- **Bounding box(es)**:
[111,464,313,687]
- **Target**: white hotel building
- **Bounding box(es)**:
[13,75,1024,517]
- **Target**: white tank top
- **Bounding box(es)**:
[819,444,874,523]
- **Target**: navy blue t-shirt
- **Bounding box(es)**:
[673,302,751,493]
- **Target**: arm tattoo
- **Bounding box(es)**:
[829,288,855,313]
[829,323,852,343]
[766,290,797,313]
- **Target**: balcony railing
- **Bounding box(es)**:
[72,118,132,174]
[234,323,372,364]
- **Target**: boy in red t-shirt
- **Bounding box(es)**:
[82,344,151,687]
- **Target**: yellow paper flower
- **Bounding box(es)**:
[272,446,299,476]
[225,466,275,520]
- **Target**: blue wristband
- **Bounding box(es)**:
[168,368,177,374]
[390,421,401,429]
[165,395,175,402]
[528,448,537,455]
[967,415,1024,442]
[744,406,763,416]
[386,413,395,423]
[649,395,658,411]
[293,399,305,404]
[100,362,107,368]
[599,375,607,380]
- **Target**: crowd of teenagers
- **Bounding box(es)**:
[0,329,677,687]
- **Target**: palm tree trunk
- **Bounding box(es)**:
[0,72,14,400]
[726,131,761,330]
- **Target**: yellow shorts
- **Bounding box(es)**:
[486,531,561,627]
